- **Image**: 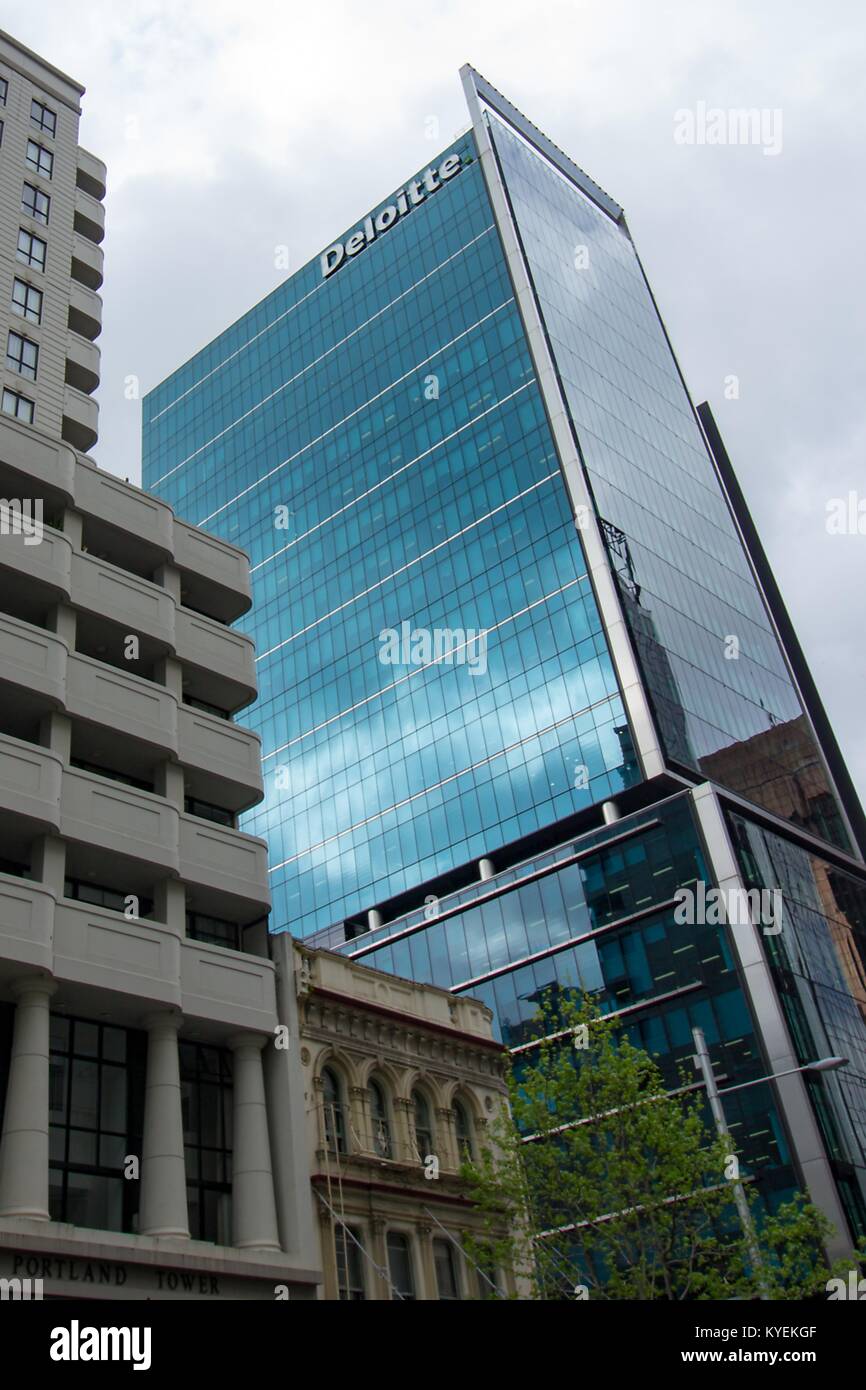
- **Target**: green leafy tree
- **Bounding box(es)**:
[464,994,861,1299]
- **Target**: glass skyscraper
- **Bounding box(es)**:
[143,67,866,1254]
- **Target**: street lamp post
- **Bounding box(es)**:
[691,1025,767,1296]
[691,1025,848,1300]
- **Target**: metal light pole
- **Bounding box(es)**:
[691,1027,849,1300]
[691,1025,768,1296]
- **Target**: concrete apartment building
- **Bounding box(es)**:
[296,940,517,1300]
[0,30,319,1299]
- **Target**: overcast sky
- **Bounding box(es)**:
[6,0,865,802]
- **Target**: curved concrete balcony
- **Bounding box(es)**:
[65,331,101,396]
[0,612,67,706]
[0,416,76,502]
[68,280,102,341]
[0,872,54,972]
[76,147,107,202]
[71,231,104,292]
[174,520,252,622]
[72,551,175,648]
[73,184,106,244]
[0,733,62,830]
[182,938,276,1030]
[75,462,174,557]
[67,651,178,755]
[175,607,257,708]
[179,704,263,807]
[61,767,180,872]
[54,900,182,1008]
[179,815,270,914]
[62,384,99,453]
[0,521,72,598]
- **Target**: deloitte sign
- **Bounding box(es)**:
[320,153,464,279]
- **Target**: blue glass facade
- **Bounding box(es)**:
[142,67,866,1249]
[143,132,637,940]
[729,812,866,1236]
[482,106,850,852]
[332,792,800,1213]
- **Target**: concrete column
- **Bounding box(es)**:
[139,1011,190,1239]
[264,933,318,1263]
[349,1085,367,1152]
[393,1096,414,1162]
[601,800,620,825]
[436,1106,457,1171]
[63,509,84,550]
[50,602,76,647]
[416,1223,437,1300]
[155,563,182,603]
[152,877,186,933]
[318,1205,339,1299]
[154,654,183,700]
[31,835,66,898]
[228,1033,281,1251]
[367,908,382,930]
[39,711,71,761]
[155,761,184,810]
[478,857,495,881]
[369,1216,389,1300]
[0,976,57,1220]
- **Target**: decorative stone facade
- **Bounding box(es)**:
[294,940,520,1300]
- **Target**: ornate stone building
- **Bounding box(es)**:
[294,940,520,1300]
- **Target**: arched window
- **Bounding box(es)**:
[368,1078,392,1158]
[452,1098,473,1163]
[411,1088,433,1161]
[321,1066,347,1155]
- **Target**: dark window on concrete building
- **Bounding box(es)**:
[321,1066,347,1155]
[48,1016,145,1234]
[180,1041,233,1245]
[2,386,34,424]
[411,1088,433,1160]
[26,139,53,178]
[17,227,46,271]
[453,1098,473,1162]
[434,1238,461,1299]
[7,329,38,380]
[335,1226,365,1300]
[30,97,56,136]
[186,911,239,950]
[11,276,43,324]
[368,1077,392,1157]
[386,1232,416,1300]
[22,181,50,225]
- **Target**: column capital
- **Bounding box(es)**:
[10,974,57,1002]
[141,1009,182,1036]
